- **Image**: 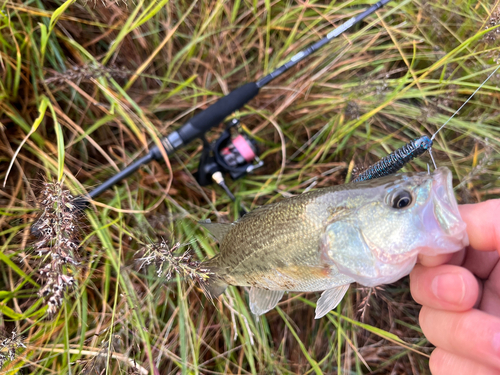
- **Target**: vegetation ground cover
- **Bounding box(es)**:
[1,0,500,373]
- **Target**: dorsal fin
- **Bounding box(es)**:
[199,219,233,242]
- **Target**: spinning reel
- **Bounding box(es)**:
[195,119,263,202]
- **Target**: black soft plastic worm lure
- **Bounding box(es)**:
[352,136,433,182]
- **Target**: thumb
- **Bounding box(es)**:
[459,199,500,253]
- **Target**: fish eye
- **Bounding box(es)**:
[390,190,413,209]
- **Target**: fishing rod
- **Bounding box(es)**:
[351,63,500,183]
[84,0,391,201]
[28,0,393,237]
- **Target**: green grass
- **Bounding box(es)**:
[1,0,500,373]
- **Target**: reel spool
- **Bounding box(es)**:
[195,119,263,201]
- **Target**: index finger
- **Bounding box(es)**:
[459,199,500,253]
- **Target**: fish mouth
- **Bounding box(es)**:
[418,167,468,255]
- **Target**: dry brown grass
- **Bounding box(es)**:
[1,0,500,373]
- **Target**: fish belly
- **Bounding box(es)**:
[223,257,353,292]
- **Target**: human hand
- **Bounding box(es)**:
[410,199,500,375]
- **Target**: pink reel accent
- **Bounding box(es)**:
[231,135,256,162]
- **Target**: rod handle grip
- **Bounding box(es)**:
[177,82,259,145]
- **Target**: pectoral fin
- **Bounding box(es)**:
[249,288,284,316]
[314,284,350,319]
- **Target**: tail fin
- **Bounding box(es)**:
[200,255,228,299]
[203,277,228,299]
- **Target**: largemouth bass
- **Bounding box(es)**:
[200,167,468,318]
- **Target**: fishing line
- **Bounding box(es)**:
[431,64,500,141]
[351,63,500,183]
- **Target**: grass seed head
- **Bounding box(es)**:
[82,0,129,8]
[31,180,84,317]
[0,331,25,369]
[78,334,123,374]
[485,5,500,43]
[45,64,131,86]
[137,239,216,298]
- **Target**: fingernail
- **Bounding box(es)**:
[431,273,465,305]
